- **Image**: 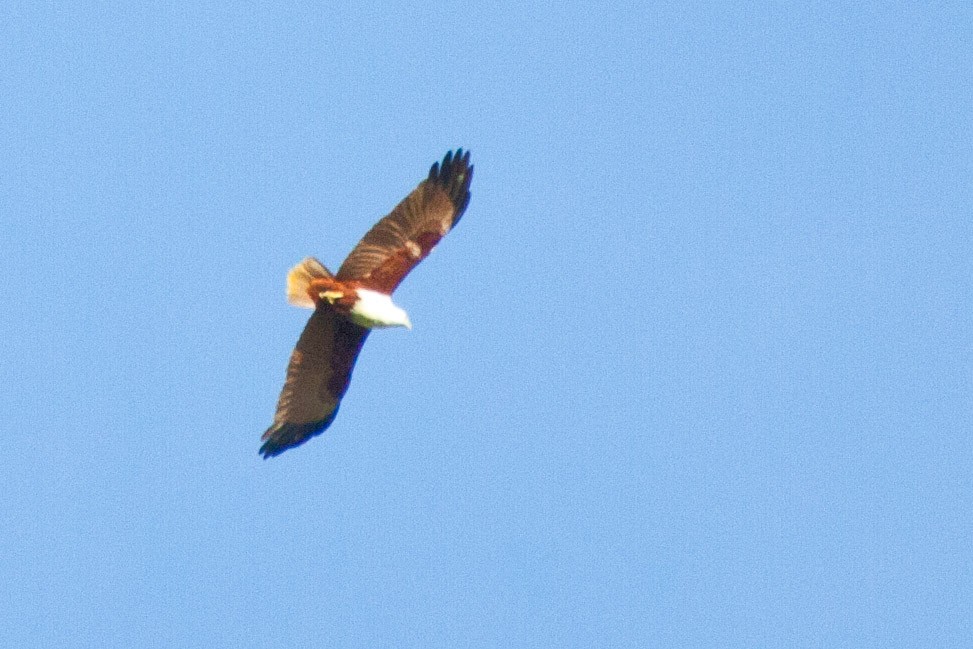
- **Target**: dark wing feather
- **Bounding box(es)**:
[260,307,369,458]
[336,149,473,294]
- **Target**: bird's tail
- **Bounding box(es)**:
[287,257,332,308]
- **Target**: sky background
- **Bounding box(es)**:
[3,1,971,647]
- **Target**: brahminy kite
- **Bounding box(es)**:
[260,150,473,457]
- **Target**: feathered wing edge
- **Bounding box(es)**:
[335,149,473,293]
[429,148,473,227]
[259,408,342,458]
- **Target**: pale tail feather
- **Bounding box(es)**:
[287,257,332,308]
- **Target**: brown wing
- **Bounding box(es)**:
[260,307,369,458]
[336,149,473,294]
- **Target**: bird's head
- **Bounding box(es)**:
[383,304,412,330]
[348,288,412,330]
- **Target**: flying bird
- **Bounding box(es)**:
[260,150,473,458]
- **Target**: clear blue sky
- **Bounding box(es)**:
[3,2,970,647]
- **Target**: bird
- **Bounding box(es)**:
[260,150,473,458]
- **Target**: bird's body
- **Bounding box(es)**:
[299,276,411,329]
[260,150,473,458]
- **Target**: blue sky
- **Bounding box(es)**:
[3,1,971,647]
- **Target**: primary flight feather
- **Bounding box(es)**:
[260,150,473,458]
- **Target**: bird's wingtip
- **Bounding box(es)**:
[429,149,473,223]
[259,411,339,458]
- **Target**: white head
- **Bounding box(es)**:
[346,288,412,329]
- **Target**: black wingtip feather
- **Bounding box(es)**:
[429,149,473,225]
[259,408,340,459]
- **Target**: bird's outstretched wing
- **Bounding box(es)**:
[336,149,473,294]
[260,307,369,458]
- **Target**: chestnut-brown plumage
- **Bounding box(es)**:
[260,150,473,458]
